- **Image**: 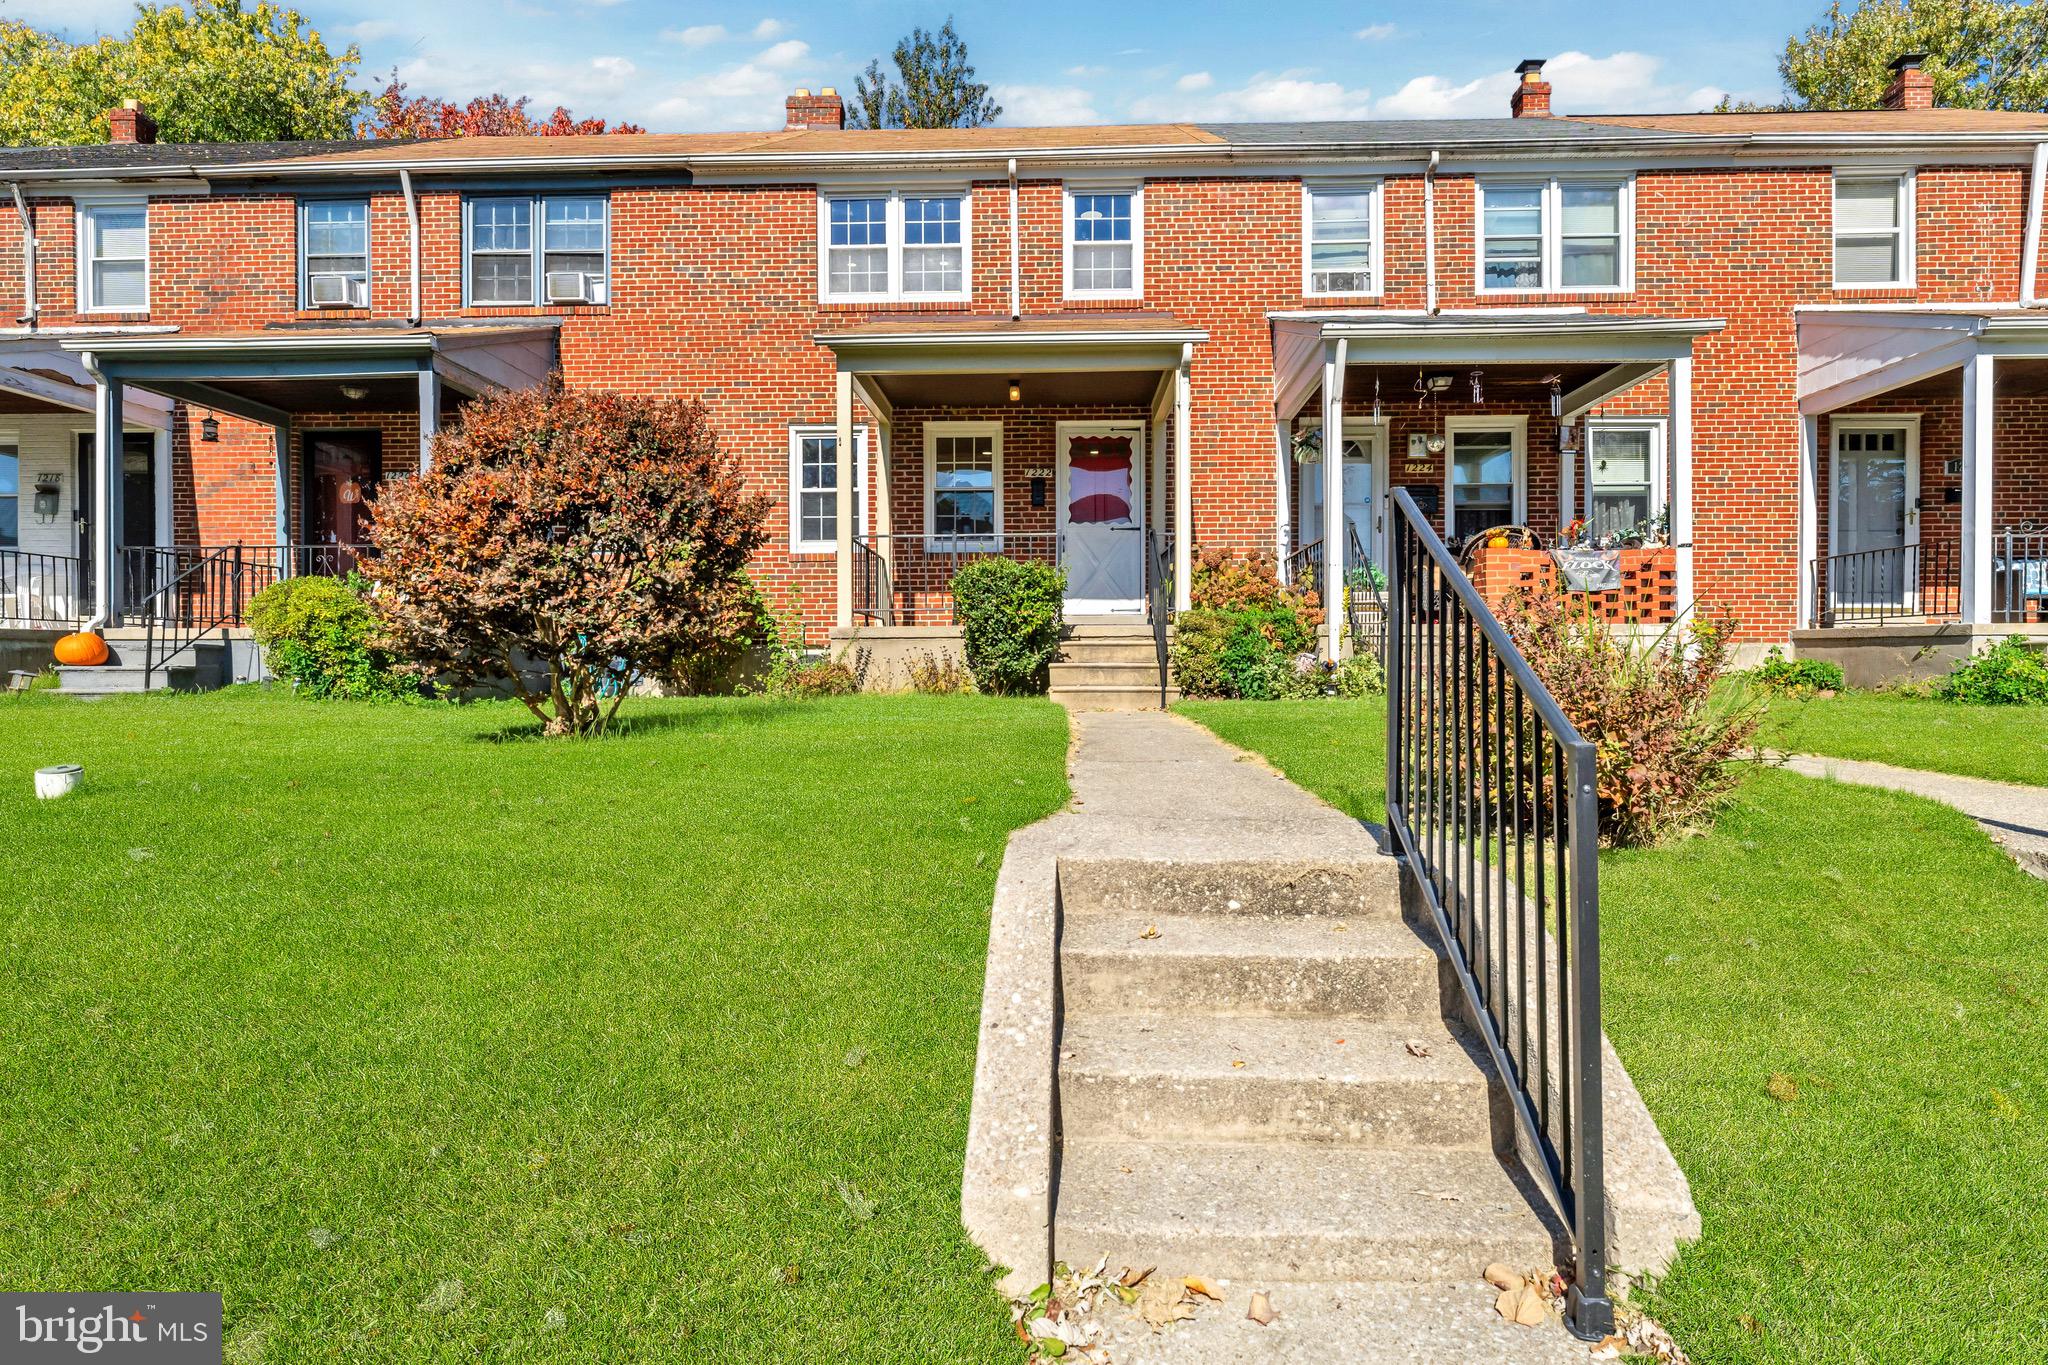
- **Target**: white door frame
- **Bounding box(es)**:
[1294,417,1388,569]
[1829,414,1921,608]
[1056,418,1146,614]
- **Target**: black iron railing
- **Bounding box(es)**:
[853,537,890,625]
[1346,523,1388,661]
[851,532,1062,623]
[1284,537,1324,595]
[1384,487,1612,1341]
[1812,542,1959,626]
[132,546,247,687]
[1146,529,1172,708]
[0,550,86,626]
[1995,528,2048,624]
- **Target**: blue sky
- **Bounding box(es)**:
[2,0,1825,130]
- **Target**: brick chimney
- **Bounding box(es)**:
[1510,59,1552,118]
[785,86,845,131]
[108,99,157,144]
[1882,52,1935,110]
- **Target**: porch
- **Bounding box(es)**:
[1269,311,1723,659]
[1795,307,2048,680]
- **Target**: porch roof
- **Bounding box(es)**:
[1796,306,2048,414]
[816,312,1205,411]
[0,338,175,426]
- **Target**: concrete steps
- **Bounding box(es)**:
[1052,856,1561,1305]
[1051,624,1172,711]
[53,639,226,698]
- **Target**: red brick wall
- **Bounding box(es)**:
[3,156,2041,643]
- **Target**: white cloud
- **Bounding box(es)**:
[1355,23,1397,41]
[1375,50,1722,119]
[665,24,728,46]
[1130,71,1375,123]
[756,38,810,70]
[1374,71,1509,119]
[337,19,402,43]
[1066,63,1109,78]
[751,18,789,40]
[1175,71,1213,93]
[992,84,1100,126]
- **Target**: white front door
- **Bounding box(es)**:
[1058,422,1145,614]
[1297,425,1386,582]
[1831,421,1919,609]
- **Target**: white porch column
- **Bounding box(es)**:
[1667,353,1695,612]
[418,365,441,473]
[273,422,293,577]
[1150,410,1169,548]
[1273,420,1292,567]
[1797,414,1819,628]
[1172,348,1192,612]
[90,369,122,624]
[1321,338,1348,662]
[834,368,856,630]
[1961,352,1995,625]
[874,417,895,625]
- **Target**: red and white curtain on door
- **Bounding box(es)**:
[1067,435,1134,524]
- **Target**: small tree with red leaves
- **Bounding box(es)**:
[366,380,769,737]
[360,78,645,139]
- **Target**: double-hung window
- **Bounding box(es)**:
[1584,423,1663,538]
[788,427,868,554]
[300,199,369,308]
[926,421,1001,548]
[1833,172,1912,288]
[1303,182,1381,296]
[1065,187,1141,299]
[818,191,970,303]
[465,194,609,306]
[77,199,149,312]
[1477,177,1630,293]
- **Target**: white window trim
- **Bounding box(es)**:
[816,189,973,305]
[1473,175,1634,296]
[462,193,612,309]
[1442,414,1529,539]
[298,198,371,311]
[1301,179,1384,299]
[73,195,149,315]
[1062,183,1144,302]
[1580,417,1667,524]
[1831,168,1916,291]
[923,418,1004,551]
[787,424,870,555]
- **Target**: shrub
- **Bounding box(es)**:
[247,574,416,701]
[1937,636,2048,705]
[1172,549,1327,700]
[1495,590,1760,847]
[1752,647,1845,696]
[366,377,770,737]
[1190,545,1324,628]
[950,556,1064,695]
[905,648,974,695]
[664,573,779,695]
[1333,651,1386,698]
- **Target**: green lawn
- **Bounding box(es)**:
[1757,688,2048,786]
[0,689,1069,1363]
[1179,699,2048,1364]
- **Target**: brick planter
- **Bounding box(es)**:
[1467,545,1678,625]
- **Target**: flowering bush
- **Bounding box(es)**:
[366,378,769,736]
[1494,589,1760,846]
[1173,548,1327,699]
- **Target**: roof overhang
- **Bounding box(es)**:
[1795,306,2048,413]
[0,339,174,426]
[816,322,1205,377]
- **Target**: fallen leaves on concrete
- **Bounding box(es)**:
[1246,1290,1276,1325]
[1405,1038,1433,1058]
[1011,1256,1113,1362]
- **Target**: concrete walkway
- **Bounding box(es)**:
[1778,752,2048,880]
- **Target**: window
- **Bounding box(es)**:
[788,426,868,554]
[1065,187,1141,298]
[1303,183,1380,296]
[465,195,609,306]
[1445,419,1526,543]
[300,199,369,308]
[1477,178,1630,293]
[77,200,148,312]
[926,421,1001,547]
[0,443,17,547]
[1833,173,1912,287]
[818,191,970,302]
[1585,424,1660,538]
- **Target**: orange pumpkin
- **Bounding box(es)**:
[1487,534,1510,550]
[53,632,109,667]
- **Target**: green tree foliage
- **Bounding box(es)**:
[0,1,365,146]
[1775,0,2048,110]
[847,17,1000,129]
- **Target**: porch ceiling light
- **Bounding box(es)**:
[339,383,370,402]
[199,412,219,443]
[1008,378,1022,403]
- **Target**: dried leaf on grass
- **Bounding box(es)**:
[1246,1291,1276,1325]
[1765,1072,1799,1103]
[832,1177,876,1221]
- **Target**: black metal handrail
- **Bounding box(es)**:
[1346,522,1388,661]
[1995,528,2048,624]
[1384,487,1612,1341]
[1146,529,1172,708]
[132,545,245,688]
[852,536,890,625]
[0,549,86,626]
[1812,541,1959,627]
[1284,537,1324,594]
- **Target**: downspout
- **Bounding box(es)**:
[8,182,37,328]
[400,168,421,325]
[1424,150,1441,316]
[2022,140,2048,307]
[1007,157,1020,321]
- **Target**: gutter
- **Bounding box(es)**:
[7,182,35,327]
[2024,140,2048,307]
[400,168,421,325]
[1424,150,1440,315]
[1007,157,1020,321]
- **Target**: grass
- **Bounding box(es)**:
[0,688,1070,1363]
[1758,688,2048,787]
[1179,698,2048,1364]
